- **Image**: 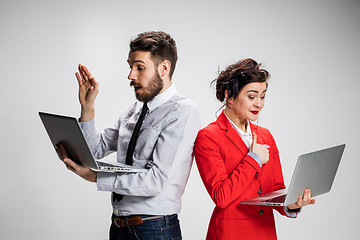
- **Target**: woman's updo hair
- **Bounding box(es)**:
[213,58,270,102]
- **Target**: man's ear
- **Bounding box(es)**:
[158,60,171,78]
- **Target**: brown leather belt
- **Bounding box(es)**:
[113,215,166,228]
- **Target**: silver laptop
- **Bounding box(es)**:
[241,144,345,206]
[39,111,146,173]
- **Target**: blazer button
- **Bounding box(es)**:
[258,189,262,195]
[259,209,264,215]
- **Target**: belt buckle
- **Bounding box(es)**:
[114,218,125,228]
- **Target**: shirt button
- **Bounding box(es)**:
[259,209,264,215]
[258,189,262,195]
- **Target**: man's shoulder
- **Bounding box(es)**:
[165,93,198,112]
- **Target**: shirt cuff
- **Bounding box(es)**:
[284,206,302,217]
[97,171,116,192]
[78,118,95,131]
[247,152,262,167]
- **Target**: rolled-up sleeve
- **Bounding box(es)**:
[79,118,119,159]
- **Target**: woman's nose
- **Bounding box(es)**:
[254,98,262,107]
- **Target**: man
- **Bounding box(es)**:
[57,31,201,239]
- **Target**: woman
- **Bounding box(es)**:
[194,58,315,240]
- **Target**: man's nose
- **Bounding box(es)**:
[128,68,136,81]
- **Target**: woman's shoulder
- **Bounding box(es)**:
[196,121,223,140]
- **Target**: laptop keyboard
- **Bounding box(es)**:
[97,161,117,167]
[263,194,287,203]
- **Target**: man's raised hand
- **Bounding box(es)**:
[75,64,99,121]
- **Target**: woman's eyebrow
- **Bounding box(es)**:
[246,90,258,93]
[246,89,267,94]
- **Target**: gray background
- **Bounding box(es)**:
[1,0,359,239]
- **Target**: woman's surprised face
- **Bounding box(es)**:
[227,82,267,122]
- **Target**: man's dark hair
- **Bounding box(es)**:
[130,31,178,78]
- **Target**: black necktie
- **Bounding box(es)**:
[113,102,148,202]
[125,102,148,165]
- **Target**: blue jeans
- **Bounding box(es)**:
[109,214,182,240]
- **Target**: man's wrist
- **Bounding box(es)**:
[80,106,95,122]
[91,170,97,183]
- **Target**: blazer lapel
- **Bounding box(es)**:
[217,111,249,156]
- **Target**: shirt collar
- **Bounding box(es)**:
[136,83,177,112]
[224,112,252,138]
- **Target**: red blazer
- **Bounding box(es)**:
[194,111,294,240]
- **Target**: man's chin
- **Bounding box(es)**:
[135,86,162,102]
[135,92,152,102]
[135,93,143,102]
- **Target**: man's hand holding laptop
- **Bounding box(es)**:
[56,143,97,183]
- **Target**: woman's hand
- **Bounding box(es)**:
[287,188,316,210]
[249,132,269,165]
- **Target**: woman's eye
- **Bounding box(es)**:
[248,96,255,100]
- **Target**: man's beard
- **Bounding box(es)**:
[131,71,164,102]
